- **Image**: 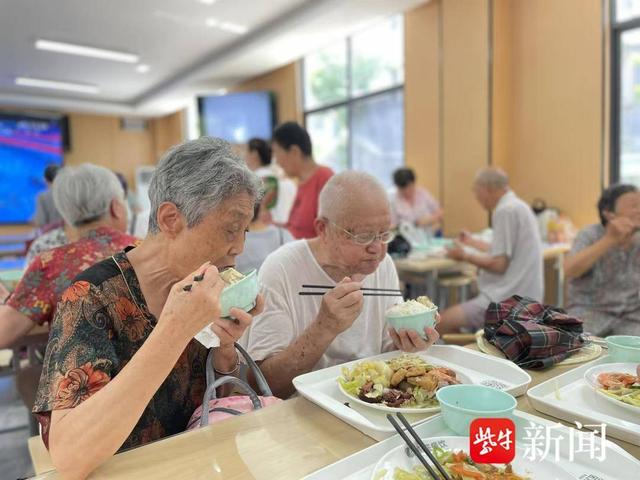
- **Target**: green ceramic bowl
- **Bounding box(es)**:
[220,270,259,319]
[385,306,438,337]
[436,384,517,435]
[606,335,640,362]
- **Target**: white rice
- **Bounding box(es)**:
[387,299,431,316]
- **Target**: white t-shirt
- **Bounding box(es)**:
[478,190,544,303]
[235,225,294,274]
[241,240,399,370]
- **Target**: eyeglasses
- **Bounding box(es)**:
[330,221,397,246]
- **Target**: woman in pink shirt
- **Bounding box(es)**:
[390,167,443,232]
[271,122,334,239]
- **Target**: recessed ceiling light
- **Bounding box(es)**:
[198,0,218,4]
[205,17,220,28]
[205,17,247,35]
[219,22,248,35]
[15,76,99,94]
[35,39,139,63]
[136,64,150,74]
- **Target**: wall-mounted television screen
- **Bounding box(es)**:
[198,91,275,144]
[0,113,65,224]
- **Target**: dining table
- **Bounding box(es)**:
[28,345,638,480]
[394,242,571,307]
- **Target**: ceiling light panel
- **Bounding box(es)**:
[15,76,100,94]
[35,39,139,63]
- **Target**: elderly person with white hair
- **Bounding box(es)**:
[31,138,264,480]
[441,167,543,333]
[0,163,135,349]
[242,171,440,398]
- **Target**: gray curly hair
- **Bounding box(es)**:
[148,137,263,233]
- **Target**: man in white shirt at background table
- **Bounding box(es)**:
[242,171,439,398]
[440,167,544,334]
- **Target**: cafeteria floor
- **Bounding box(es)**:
[0,376,34,479]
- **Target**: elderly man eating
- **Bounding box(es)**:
[32,138,264,480]
[440,167,543,334]
[243,171,439,398]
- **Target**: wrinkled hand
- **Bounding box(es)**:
[458,230,472,245]
[606,217,635,245]
[389,326,440,352]
[317,277,364,336]
[446,243,467,261]
[159,262,225,342]
[212,294,264,348]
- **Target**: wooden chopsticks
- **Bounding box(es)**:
[386,413,452,480]
[299,284,404,297]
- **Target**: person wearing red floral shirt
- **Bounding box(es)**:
[0,164,135,349]
[32,137,264,480]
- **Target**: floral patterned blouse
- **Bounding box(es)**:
[7,227,136,326]
[32,249,209,451]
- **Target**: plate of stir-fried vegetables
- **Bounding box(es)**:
[584,362,640,414]
[338,354,470,413]
[371,436,572,480]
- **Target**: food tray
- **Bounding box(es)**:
[293,345,531,440]
[527,355,640,446]
[303,410,639,480]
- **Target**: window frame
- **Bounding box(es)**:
[301,20,405,172]
[610,1,640,183]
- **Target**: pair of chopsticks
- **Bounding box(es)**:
[387,413,451,480]
[299,284,403,297]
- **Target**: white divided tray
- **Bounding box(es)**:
[293,345,531,440]
[303,410,639,480]
[528,356,640,446]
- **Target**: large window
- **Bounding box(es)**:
[612,1,640,185]
[302,16,404,187]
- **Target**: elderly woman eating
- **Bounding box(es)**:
[0,163,135,348]
[32,138,263,480]
[565,184,640,336]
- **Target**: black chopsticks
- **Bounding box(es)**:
[299,284,404,297]
[387,413,451,480]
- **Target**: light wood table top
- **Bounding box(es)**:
[394,243,570,274]
[32,345,638,479]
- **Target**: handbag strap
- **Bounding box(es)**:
[205,342,273,397]
[199,376,262,428]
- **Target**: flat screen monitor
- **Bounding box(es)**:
[0,113,65,224]
[198,91,275,144]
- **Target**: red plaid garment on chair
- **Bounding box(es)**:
[483,295,584,369]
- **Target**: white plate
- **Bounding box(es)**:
[337,366,472,414]
[584,362,640,414]
[372,435,573,480]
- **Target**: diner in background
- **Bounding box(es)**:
[564,184,640,336]
[235,201,293,274]
[271,122,334,239]
[33,163,64,228]
[242,171,439,398]
[390,167,443,234]
[245,137,297,225]
[440,167,543,334]
[0,163,135,349]
[31,137,264,480]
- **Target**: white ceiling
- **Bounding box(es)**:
[0,0,426,117]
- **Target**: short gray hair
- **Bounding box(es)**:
[148,137,262,233]
[318,171,389,221]
[474,167,509,189]
[53,163,125,227]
